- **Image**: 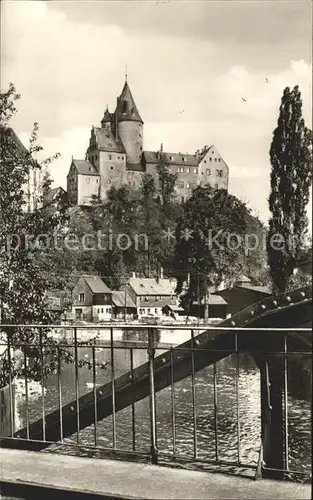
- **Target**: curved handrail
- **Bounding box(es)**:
[219,284,312,328]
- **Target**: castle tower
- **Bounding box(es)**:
[101,106,112,131]
[114,79,143,165]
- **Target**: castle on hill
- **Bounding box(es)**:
[67,79,229,206]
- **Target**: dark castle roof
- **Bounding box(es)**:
[114,81,143,124]
[93,128,125,153]
[71,159,99,176]
[143,151,199,167]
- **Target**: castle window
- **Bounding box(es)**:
[214,158,217,162]
[95,155,98,160]
[181,196,185,203]
[109,154,112,160]
[206,169,211,176]
[117,156,120,159]
[209,157,212,161]
[215,183,218,189]
[86,177,90,183]
[122,100,127,113]
[110,166,114,170]
[170,156,174,161]
[108,180,112,184]
[179,167,184,173]
[193,168,197,174]
[218,158,221,162]
[96,178,99,183]
[216,169,223,177]
[204,160,207,163]
[186,167,190,173]
[186,182,190,188]
[178,181,184,188]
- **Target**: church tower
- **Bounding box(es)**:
[114,79,143,166]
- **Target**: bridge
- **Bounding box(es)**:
[0,285,312,497]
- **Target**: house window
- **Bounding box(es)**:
[79,293,85,303]
[206,169,211,175]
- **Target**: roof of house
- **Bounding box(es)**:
[165,304,185,312]
[143,151,199,167]
[139,298,173,308]
[235,275,251,284]
[93,127,125,153]
[193,295,228,306]
[43,186,66,207]
[115,81,143,124]
[71,159,99,176]
[83,275,112,294]
[128,278,174,296]
[0,125,28,156]
[236,284,271,295]
[111,291,136,308]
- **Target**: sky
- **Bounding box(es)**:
[1,0,312,225]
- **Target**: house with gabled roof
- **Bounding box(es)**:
[66,78,229,206]
[123,273,177,319]
[67,159,100,206]
[71,275,112,322]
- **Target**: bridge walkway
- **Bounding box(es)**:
[0,448,311,499]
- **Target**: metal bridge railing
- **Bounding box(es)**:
[0,324,311,481]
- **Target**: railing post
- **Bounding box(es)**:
[148,327,158,465]
[258,356,285,480]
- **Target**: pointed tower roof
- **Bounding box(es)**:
[101,106,111,127]
[115,81,143,124]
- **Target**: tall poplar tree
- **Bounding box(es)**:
[268,86,312,293]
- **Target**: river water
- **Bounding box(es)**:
[14,338,311,476]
